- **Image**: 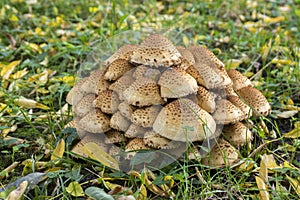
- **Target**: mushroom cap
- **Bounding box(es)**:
[74,94,96,117]
[79,109,111,133]
[237,86,271,116]
[65,117,88,138]
[223,122,253,147]
[104,129,128,144]
[123,77,164,107]
[118,101,136,120]
[131,105,162,128]
[176,47,195,70]
[66,77,88,105]
[202,138,239,167]
[186,63,225,89]
[104,44,137,66]
[125,124,148,138]
[81,70,110,95]
[196,86,216,113]
[110,111,131,132]
[226,69,252,91]
[94,90,120,114]
[104,59,134,81]
[133,65,161,82]
[212,99,244,124]
[143,131,183,149]
[158,67,198,98]
[130,34,182,67]
[109,73,135,101]
[227,95,252,119]
[188,45,225,69]
[125,138,150,160]
[153,98,216,142]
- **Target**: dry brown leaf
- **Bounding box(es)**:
[255,176,270,200]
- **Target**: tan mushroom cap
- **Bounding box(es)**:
[79,109,111,133]
[104,59,134,81]
[65,117,88,138]
[104,129,128,144]
[81,69,110,95]
[212,99,244,124]
[118,101,136,120]
[131,105,161,128]
[176,47,195,70]
[226,69,252,91]
[74,94,96,117]
[223,122,253,147]
[158,67,198,98]
[227,95,252,119]
[125,124,148,138]
[109,73,135,101]
[108,145,122,161]
[130,34,182,67]
[110,111,131,132]
[125,138,150,159]
[123,77,164,107]
[94,90,120,114]
[186,63,224,89]
[153,98,216,142]
[237,86,271,116]
[104,44,137,66]
[202,138,239,168]
[188,45,225,69]
[66,77,88,105]
[133,65,161,82]
[143,131,183,149]
[196,86,216,113]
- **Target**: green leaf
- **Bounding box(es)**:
[85,186,114,200]
[66,181,84,197]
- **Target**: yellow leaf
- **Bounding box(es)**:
[11,69,28,79]
[227,59,243,69]
[62,75,75,86]
[138,184,147,200]
[255,176,270,200]
[51,139,65,161]
[182,35,189,46]
[89,6,98,13]
[0,60,21,79]
[25,42,43,53]
[66,181,84,197]
[264,16,285,23]
[14,97,50,110]
[286,176,300,196]
[271,59,295,65]
[9,14,19,22]
[84,142,120,171]
[259,155,268,182]
[283,121,300,139]
[6,181,28,199]
[261,154,279,170]
[261,39,272,61]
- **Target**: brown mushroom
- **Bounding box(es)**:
[79,109,111,133]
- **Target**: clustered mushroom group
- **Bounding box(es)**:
[66,34,271,169]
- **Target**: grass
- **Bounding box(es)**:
[0,0,299,199]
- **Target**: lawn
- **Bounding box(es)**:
[0,0,299,199]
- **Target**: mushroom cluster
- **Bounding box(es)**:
[66,34,271,168]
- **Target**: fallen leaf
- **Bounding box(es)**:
[51,139,65,161]
[263,16,285,23]
[84,142,120,171]
[137,184,147,200]
[275,110,298,118]
[0,60,21,80]
[11,69,28,79]
[255,176,270,200]
[66,181,84,197]
[85,186,114,200]
[261,39,272,62]
[286,175,300,196]
[227,59,243,69]
[14,97,50,110]
[283,121,300,138]
[5,181,28,200]
[271,59,295,65]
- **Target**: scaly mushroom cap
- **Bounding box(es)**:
[94,90,120,114]
[118,101,136,120]
[125,124,148,138]
[153,98,216,142]
[176,47,195,70]
[109,73,135,101]
[79,109,111,133]
[133,65,161,82]
[226,69,252,91]
[223,122,253,147]
[74,94,96,117]
[227,95,252,118]
[123,77,164,107]
[143,131,183,149]
[66,77,88,105]
[158,67,198,98]
[186,63,224,89]
[104,59,134,81]
[125,138,150,159]
[65,117,88,138]
[81,70,110,94]
[104,130,128,144]
[131,105,162,128]
[130,34,182,67]
[110,111,131,132]
[202,138,239,167]
[104,44,137,66]
[237,86,271,116]
[188,45,225,69]
[196,86,216,113]
[212,99,244,124]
